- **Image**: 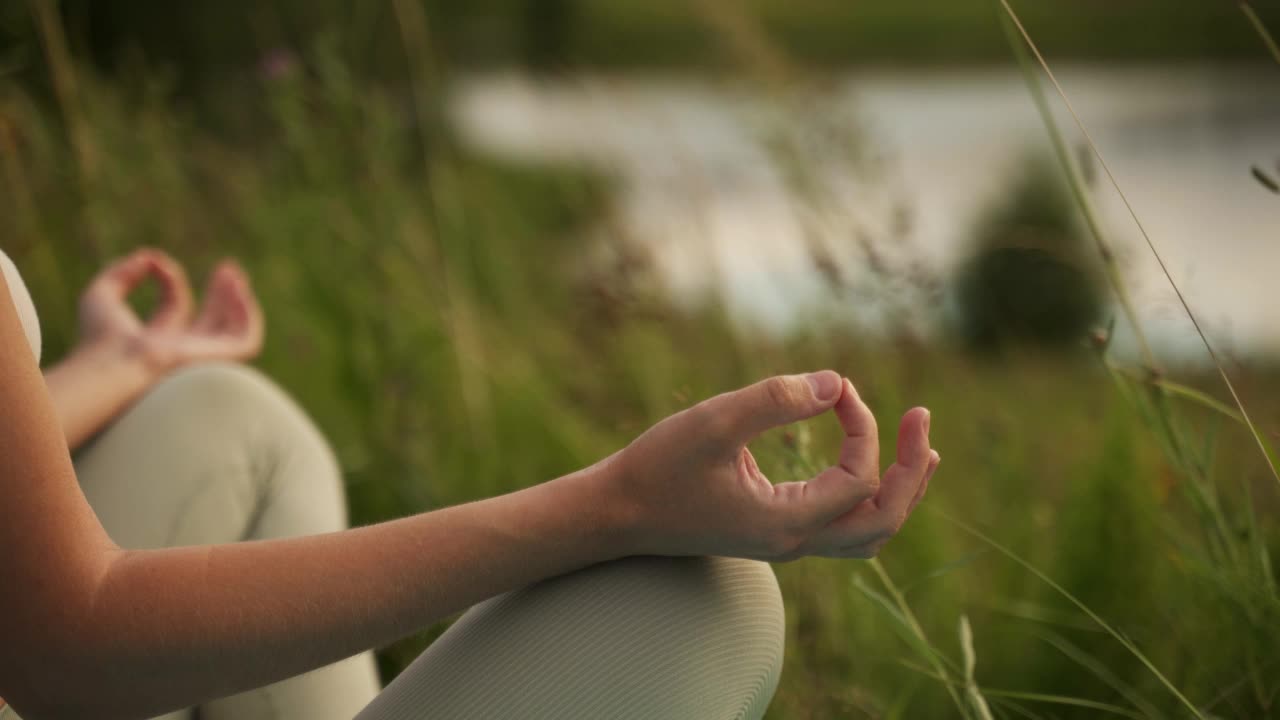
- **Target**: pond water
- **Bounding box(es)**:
[451,65,1280,360]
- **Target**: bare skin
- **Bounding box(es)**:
[43,249,265,450]
[0,250,938,720]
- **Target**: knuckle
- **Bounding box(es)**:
[764,376,801,410]
[690,400,733,444]
[862,474,882,497]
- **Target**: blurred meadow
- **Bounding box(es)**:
[3,0,1280,717]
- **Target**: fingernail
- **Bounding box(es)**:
[805,371,841,402]
[924,452,941,481]
[922,409,931,437]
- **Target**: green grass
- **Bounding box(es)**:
[4,18,1280,719]
[2,0,1273,89]
[569,0,1272,68]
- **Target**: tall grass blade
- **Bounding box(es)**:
[976,689,1147,719]
[998,0,1280,491]
[27,0,95,180]
[981,596,1099,633]
[1029,627,1166,720]
[1236,454,1278,597]
[899,550,988,595]
[388,0,494,451]
[851,576,956,674]
[1253,165,1280,194]
[996,9,1154,369]
[1003,6,1245,570]
[1240,2,1280,65]
[942,511,1207,719]
[985,698,1048,720]
[897,659,1147,719]
[1107,361,1243,430]
[855,561,971,717]
[959,616,995,720]
[1127,371,1245,425]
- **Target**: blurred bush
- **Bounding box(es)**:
[953,157,1104,353]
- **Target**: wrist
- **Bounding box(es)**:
[74,335,173,383]
[558,452,643,561]
[45,336,172,451]
[580,451,648,559]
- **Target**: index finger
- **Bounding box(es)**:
[89,250,161,298]
[783,378,881,524]
[141,251,194,330]
[88,249,194,330]
[833,378,879,485]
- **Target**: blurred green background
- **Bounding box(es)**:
[1,0,1273,78]
[3,1,1280,718]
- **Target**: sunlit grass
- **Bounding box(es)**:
[2,3,1279,717]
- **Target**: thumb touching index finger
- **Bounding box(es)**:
[87,249,194,330]
[783,379,882,524]
[144,251,194,330]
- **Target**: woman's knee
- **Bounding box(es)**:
[576,555,786,718]
[75,362,348,546]
[142,363,334,465]
[149,363,312,435]
[155,363,347,531]
[365,556,785,720]
[478,554,785,670]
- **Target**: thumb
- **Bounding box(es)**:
[703,371,843,447]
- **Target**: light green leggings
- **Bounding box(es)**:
[8,364,784,719]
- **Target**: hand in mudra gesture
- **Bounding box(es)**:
[77,248,264,372]
[609,371,938,561]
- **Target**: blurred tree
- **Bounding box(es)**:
[953,156,1105,353]
[521,0,576,72]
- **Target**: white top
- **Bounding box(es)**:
[0,249,28,716]
[0,248,41,364]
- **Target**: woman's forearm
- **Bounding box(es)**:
[20,460,630,720]
[7,265,937,719]
[43,341,159,450]
[4,275,637,720]
[6,270,635,719]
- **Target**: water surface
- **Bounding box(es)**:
[452,66,1280,360]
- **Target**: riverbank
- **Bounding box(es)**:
[5,39,1280,717]
[451,64,1280,358]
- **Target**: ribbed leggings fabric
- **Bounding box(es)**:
[6,363,785,719]
[358,555,784,720]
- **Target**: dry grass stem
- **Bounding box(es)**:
[999,0,1280,490]
[1240,3,1280,65]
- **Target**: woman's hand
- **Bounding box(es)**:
[609,371,939,561]
[45,248,265,449]
[77,248,264,374]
